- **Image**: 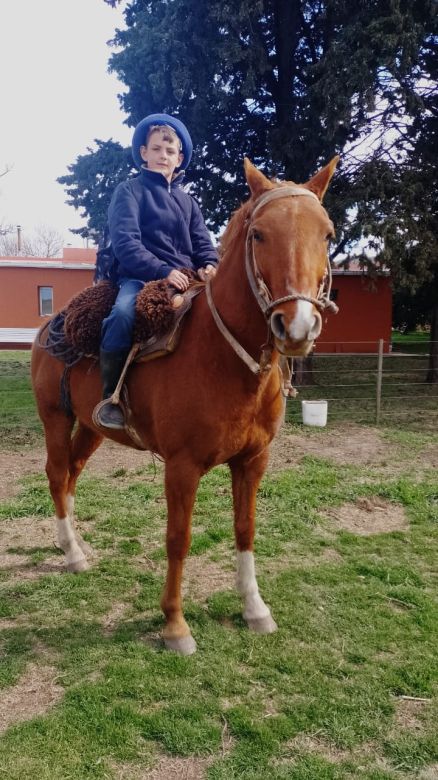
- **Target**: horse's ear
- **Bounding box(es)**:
[302,156,340,202]
[244,158,275,197]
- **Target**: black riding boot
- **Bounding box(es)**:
[97,348,129,429]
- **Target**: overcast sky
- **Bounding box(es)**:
[0,0,131,249]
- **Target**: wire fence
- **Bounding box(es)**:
[286,339,438,430]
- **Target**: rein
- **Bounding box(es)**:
[206,185,339,377]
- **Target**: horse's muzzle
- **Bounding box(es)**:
[274,336,315,357]
[270,302,322,354]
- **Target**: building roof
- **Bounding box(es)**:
[332,260,390,276]
[0,246,96,270]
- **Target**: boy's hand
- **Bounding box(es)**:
[198,264,217,282]
[167,269,190,291]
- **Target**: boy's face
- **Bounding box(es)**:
[140,130,184,182]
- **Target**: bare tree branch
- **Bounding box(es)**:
[0,164,13,179]
[0,224,63,257]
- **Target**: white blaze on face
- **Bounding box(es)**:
[287,300,320,341]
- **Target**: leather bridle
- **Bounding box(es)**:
[206,185,339,376]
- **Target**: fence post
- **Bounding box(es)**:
[376,338,384,424]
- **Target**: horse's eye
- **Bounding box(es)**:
[253,230,263,242]
[326,233,333,242]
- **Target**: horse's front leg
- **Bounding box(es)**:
[229,450,277,634]
[161,458,201,655]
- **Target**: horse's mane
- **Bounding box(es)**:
[219,200,252,261]
[219,178,291,262]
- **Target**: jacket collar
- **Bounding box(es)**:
[139,166,185,188]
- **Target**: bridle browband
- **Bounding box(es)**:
[206,185,338,376]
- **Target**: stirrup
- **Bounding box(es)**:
[92,398,125,430]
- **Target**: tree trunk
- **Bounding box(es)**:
[293,355,314,386]
[272,0,301,125]
[426,300,438,383]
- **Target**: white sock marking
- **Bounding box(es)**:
[66,493,75,519]
[56,516,85,566]
[236,550,270,621]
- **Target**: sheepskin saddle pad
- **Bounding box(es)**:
[45,272,202,366]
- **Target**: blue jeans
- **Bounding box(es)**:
[101,278,144,351]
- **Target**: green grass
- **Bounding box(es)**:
[391,331,430,354]
[0,350,42,448]
[0,450,437,779]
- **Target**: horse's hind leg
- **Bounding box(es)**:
[160,458,201,655]
[43,413,89,573]
[229,449,277,634]
[67,423,103,554]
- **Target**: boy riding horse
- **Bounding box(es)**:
[97,114,218,429]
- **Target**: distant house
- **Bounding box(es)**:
[0,248,95,348]
[0,250,392,353]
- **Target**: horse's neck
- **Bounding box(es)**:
[211,239,269,358]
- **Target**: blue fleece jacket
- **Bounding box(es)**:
[108,168,218,283]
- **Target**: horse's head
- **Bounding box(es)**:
[243,157,339,357]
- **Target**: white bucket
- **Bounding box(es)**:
[301,400,328,427]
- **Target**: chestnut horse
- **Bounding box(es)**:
[31,157,338,655]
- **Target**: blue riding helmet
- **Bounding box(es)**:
[131,113,193,171]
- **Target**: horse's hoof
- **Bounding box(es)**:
[66,557,89,573]
[164,635,197,655]
[247,615,278,634]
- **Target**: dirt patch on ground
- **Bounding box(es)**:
[0,439,154,501]
[269,423,393,471]
[418,766,438,780]
[112,720,233,779]
[101,584,142,636]
[421,443,438,470]
[0,662,64,734]
[101,600,134,637]
[0,516,63,580]
[323,497,408,536]
[112,755,214,780]
[393,697,427,732]
[0,516,55,555]
[281,734,351,764]
[278,734,394,773]
[183,551,234,601]
[270,422,438,474]
[0,515,99,584]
